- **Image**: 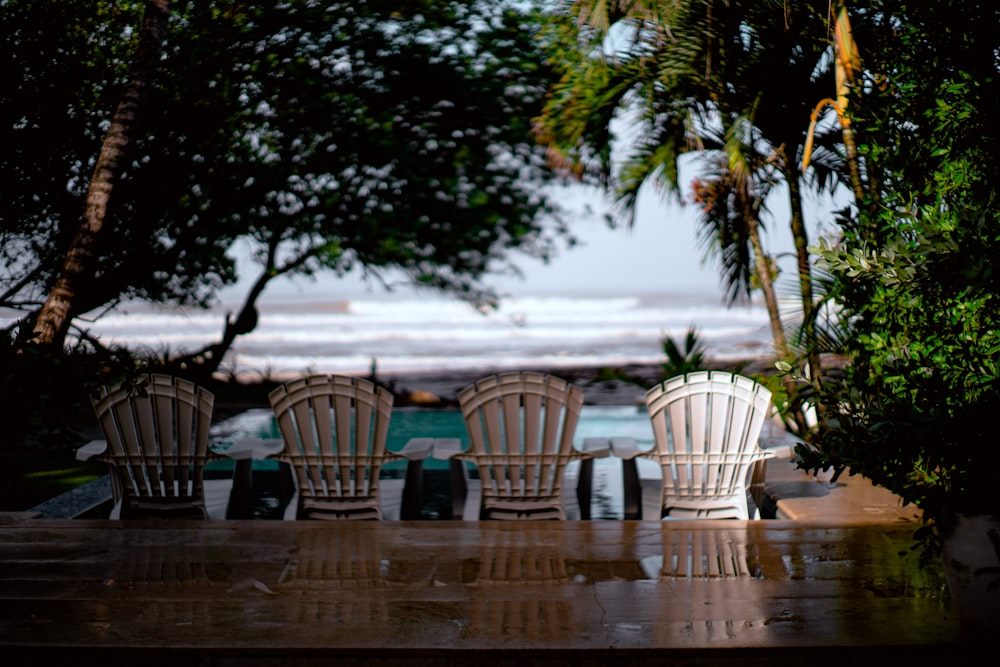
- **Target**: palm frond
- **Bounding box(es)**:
[775,263,847,356]
[660,326,708,378]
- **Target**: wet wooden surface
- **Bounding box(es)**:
[0,517,977,663]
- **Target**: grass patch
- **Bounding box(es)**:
[0,450,106,511]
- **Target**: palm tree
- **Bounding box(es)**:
[537,0,844,388]
[688,123,790,363]
[29,0,171,350]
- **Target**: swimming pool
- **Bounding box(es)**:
[212,405,656,453]
[209,405,659,520]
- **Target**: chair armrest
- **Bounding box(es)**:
[609,437,644,460]
[397,438,435,461]
[612,437,646,520]
[757,441,794,459]
[579,437,611,458]
[216,438,284,461]
[431,438,465,461]
[429,438,469,520]
[758,433,804,459]
[76,440,108,462]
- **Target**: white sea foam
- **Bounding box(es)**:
[6,292,776,375]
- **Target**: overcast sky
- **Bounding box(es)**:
[222,162,844,306]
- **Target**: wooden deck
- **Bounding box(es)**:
[0,516,981,664]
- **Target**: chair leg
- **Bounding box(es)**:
[107,462,124,493]
[278,461,297,518]
[622,458,642,520]
[400,459,425,520]
[448,459,468,520]
[107,465,125,520]
[749,459,767,518]
[576,458,594,520]
[226,459,255,520]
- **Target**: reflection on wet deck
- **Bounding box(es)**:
[0,517,973,663]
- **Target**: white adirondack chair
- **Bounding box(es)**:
[440,371,607,520]
[266,374,432,520]
[77,374,227,520]
[611,371,776,520]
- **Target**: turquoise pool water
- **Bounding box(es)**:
[209,405,658,520]
[211,405,656,467]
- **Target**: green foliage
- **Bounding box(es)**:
[0,453,108,512]
[799,2,1000,520]
[0,333,144,450]
[1,0,568,326]
[754,366,795,423]
[0,330,280,509]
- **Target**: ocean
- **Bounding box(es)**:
[56,291,777,378]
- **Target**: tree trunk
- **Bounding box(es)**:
[179,267,271,379]
[782,157,822,382]
[738,182,807,434]
[841,124,865,205]
[740,192,790,363]
[29,0,170,351]
[173,239,321,379]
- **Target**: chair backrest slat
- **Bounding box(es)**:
[161,388,183,497]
